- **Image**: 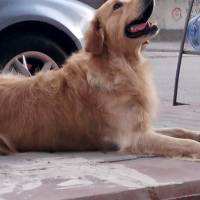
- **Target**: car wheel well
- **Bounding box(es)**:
[0,21,79,56]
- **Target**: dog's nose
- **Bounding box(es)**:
[142,0,155,10]
[143,0,154,3]
[143,0,155,6]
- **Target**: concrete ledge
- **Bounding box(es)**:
[1,152,200,200]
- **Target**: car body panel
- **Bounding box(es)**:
[0,0,95,48]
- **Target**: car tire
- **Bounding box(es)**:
[0,32,67,71]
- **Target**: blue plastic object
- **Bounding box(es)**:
[187,15,200,52]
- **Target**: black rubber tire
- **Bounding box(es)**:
[0,32,67,70]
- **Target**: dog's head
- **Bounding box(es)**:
[85,0,158,55]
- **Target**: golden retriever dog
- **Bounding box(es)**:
[0,0,200,158]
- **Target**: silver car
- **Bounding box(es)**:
[0,0,94,76]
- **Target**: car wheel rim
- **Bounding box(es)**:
[2,51,60,77]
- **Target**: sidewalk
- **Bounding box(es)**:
[1,42,200,200]
[146,44,200,106]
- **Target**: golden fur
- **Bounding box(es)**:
[0,0,200,158]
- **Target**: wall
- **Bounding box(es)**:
[154,0,200,30]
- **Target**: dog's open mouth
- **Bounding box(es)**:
[125,0,158,38]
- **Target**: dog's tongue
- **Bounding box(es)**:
[130,22,148,32]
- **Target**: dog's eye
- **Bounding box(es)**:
[113,2,123,11]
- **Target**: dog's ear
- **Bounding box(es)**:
[84,16,104,55]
